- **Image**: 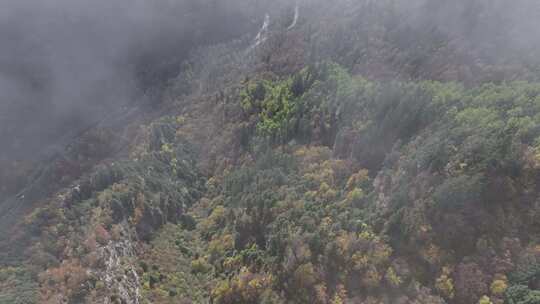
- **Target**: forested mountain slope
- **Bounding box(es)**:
[1,1,540,303]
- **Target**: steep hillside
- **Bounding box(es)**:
[2,1,540,304]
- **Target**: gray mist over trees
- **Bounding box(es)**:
[1,0,540,161]
[0,0,259,161]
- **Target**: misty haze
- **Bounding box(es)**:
[1,1,540,303]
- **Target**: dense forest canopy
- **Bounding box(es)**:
[1,1,540,304]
